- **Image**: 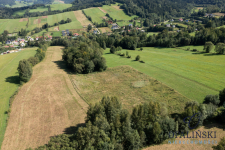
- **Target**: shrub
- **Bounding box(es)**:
[27,57,39,66]
[203,95,220,106]
[120,53,125,56]
[140,60,145,63]
[192,49,197,52]
[219,88,225,106]
[110,46,116,54]
[140,47,143,51]
[187,47,190,51]
[212,137,225,150]
[135,55,140,61]
[127,55,131,58]
[17,59,33,83]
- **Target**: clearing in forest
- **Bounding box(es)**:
[2,46,88,150]
[103,47,225,103]
[73,10,92,26]
[0,48,37,149]
[72,66,190,114]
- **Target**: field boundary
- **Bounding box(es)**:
[68,73,89,106]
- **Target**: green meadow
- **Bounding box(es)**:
[83,8,106,23]
[101,5,138,21]
[103,46,225,103]
[29,6,48,13]
[50,4,72,11]
[0,19,28,34]
[0,48,37,148]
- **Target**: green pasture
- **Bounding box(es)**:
[47,11,77,25]
[59,21,83,30]
[5,1,33,8]
[101,5,137,21]
[52,31,62,37]
[104,46,225,103]
[83,8,106,23]
[13,9,27,16]
[29,6,48,13]
[0,19,28,34]
[147,32,159,36]
[0,48,37,148]
[50,4,72,11]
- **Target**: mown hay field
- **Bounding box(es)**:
[0,48,37,148]
[103,46,225,103]
[83,8,107,23]
[0,19,28,34]
[2,46,88,150]
[73,66,190,114]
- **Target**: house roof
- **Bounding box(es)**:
[73,33,79,36]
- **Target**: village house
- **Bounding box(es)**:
[93,30,98,34]
[129,24,133,27]
[179,18,183,22]
[171,19,174,22]
[6,40,11,45]
[73,33,79,37]
[172,25,175,28]
[111,23,119,29]
[186,20,189,22]
[166,24,170,27]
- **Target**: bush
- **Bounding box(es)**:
[192,49,197,52]
[17,59,33,83]
[110,46,116,54]
[135,55,140,61]
[203,95,220,106]
[120,53,125,56]
[127,55,131,58]
[212,137,225,150]
[140,60,145,63]
[219,88,225,106]
[27,57,39,66]
[140,47,143,51]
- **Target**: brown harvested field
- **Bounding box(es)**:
[72,66,190,114]
[73,10,92,26]
[19,18,28,22]
[98,7,107,13]
[41,16,48,19]
[196,7,203,10]
[143,124,225,150]
[99,27,112,33]
[1,46,88,150]
[38,18,41,24]
[112,5,123,10]
[213,13,225,16]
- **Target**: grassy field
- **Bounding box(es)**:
[147,32,159,36]
[50,4,72,11]
[0,48,37,148]
[29,6,48,13]
[83,8,106,23]
[103,46,225,103]
[73,66,190,114]
[101,5,138,21]
[5,1,33,8]
[0,18,28,34]
[1,46,88,150]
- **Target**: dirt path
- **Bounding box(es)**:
[98,7,107,13]
[73,10,92,26]
[1,46,88,150]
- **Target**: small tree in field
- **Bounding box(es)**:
[215,43,225,54]
[17,59,33,83]
[203,41,214,53]
[140,47,143,51]
[110,46,116,54]
[135,55,140,61]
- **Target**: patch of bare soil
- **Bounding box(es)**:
[196,7,203,10]
[73,10,92,26]
[41,16,48,19]
[2,46,88,150]
[54,26,59,31]
[19,18,28,22]
[98,7,107,13]
[38,18,41,24]
[213,13,225,16]
[143,124,225,150]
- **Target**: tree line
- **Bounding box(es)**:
[25,86,225,149]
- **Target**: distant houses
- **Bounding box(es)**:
[73,33,79,37]
[205,13,215,18]
[111,23,119,29]
[93,30,98,34]
[166,24,170,27]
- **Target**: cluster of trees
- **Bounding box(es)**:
[27,89,225,150]
[93,22,109,28]
[204,42,225,54]
[62,39,107,74]
[18,28,29,36]
[17,42,49,83]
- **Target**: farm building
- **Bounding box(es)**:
[171,19,174,22]
[172,25,175,28]
[112,23,119,29]
[166,24,170,27]
[129,24,133,27]
[73,33,79,37]
[179,18,183,21]
[93,30,98,34]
